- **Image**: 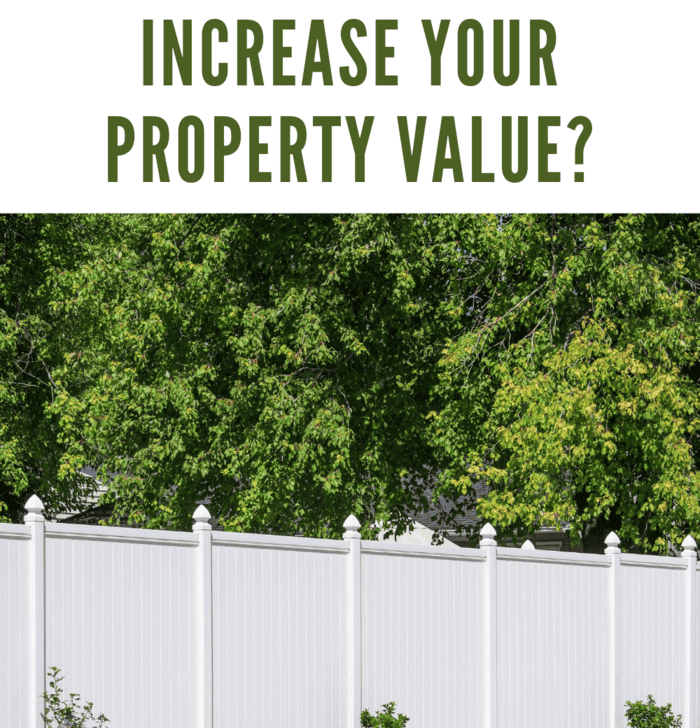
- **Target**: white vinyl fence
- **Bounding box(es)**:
[1,495,699,728]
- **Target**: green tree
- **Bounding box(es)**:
[5,213,471,536]
[430,213,700,553]
[3,213,700,554]
[0,214,100,522]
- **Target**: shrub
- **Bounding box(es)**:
[361,701,410,728]
[41,666,109,728]
[625,695,682,728]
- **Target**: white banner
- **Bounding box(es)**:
[0,0,697,211]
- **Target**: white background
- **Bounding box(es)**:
[0,0,697,211]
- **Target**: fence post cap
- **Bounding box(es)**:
[23,495,45,522]
[343,514,361,540]
[480,522,497,546]
[682,534,698,556]
[480,522,496,537]
[192,504,212,530]
[604,531,621,554]
[521,539,535,550]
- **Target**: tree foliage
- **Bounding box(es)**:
[0,214,100,522]
[2,213,700,553]
[1,213,469,535]
[430,213,700,552]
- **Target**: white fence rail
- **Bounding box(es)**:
[1,496,699,728]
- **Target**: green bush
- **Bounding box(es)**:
[625,695,682,728]
[41,666,109,728]
[361,702,410,728]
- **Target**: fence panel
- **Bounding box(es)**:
[497,550,609,728]
[695,562,700,728]
[2,500,700,728]
[619,556,685,715]
[0,528,30,728]
[696,563,700,728]
[212,534,347,728]
[44,525,197,728]
[361,543,485,728]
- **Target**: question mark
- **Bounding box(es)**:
[567,116,593,182]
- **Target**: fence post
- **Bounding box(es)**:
[480,523,498,728]
[605,531,621,728]
[343,515,362,728]
[25,495,46,728]
[193,505,213,728]
[683,535,697,728]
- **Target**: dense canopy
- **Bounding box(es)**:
[1,213,699,553]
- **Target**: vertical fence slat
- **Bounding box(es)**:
[684,536,698,728]
[480,523,498,728]
[25,495,46,728]
[605,532,621,728]
[343,515,362,728]
[193,505,213,728]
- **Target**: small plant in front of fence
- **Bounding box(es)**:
[361,701,410,728]
[41,666,109,728]
[625,695,682,728]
